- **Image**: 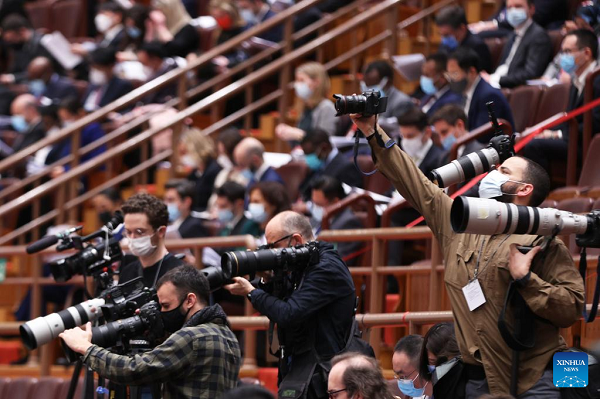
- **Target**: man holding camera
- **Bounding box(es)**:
[60,265,242,399]
[224,211,358,398]
[351,115,584,397]
[119,193,186,288]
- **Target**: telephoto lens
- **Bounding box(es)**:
[430,147,501,188]
[20,298,105,350]
[450,196,591,236]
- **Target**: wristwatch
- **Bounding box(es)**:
[246,290,253,301]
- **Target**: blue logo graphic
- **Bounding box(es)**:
[553,352,588,388]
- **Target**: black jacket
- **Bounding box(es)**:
[188,158,222,212]
[83,76,133,110]
[118,253,185,287]
[330,208,365,267]
[178,215,209,239]
[300,152,363,199]
[498,21,552,88]
[248,242,355,358]
[439,30,493,73]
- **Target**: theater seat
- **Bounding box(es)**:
[51,0,83,39]
[594,198,600,210]
[509,85,543,132]
[548,30,565,58]
[533,82,571,125]
[5,377,37,399]
[540,199,558,208]
[549,134,600,201]
[0,377,10,398]
[556,197,597,255]
[26,1,53,31]
[484,37,507,71]
[29,377,64,399]
[355,155,392,194]
[275,160,309,202]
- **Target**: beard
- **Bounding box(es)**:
[495,181,521,204]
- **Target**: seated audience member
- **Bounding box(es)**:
[435,5,493,73]
[419,323,462,398]
[118,4,149,56]
[209,0,249,71]
[237,0,283,43]
[360,60,414,136]
[298,129,363,198]
[83,47,133,112]
[72,2,126,56]
[248,181,291,232]
[180,127,222,212]
[446,48,514,138]
[10,94,45,154]
[233,137,284,186]
[419,53,463,117]
[45,97,106,176]
[276,62,337,140]
[137,41,179,104]
[208,127,247,210]
[145,0,200,58]
[26,102,61,175]
[26,57,78,101]
[119,193,186,286]
[215,181,261,237]
[393,335,432,398]
[310,176,365,266]
[483,0,552,88]
[92,187,123,228]
[522,29,600,172]
[398,108,445,176]
[430,104,484,156]
[60,265,241,399]
[0,14,57,83]
[164,179,209,238]
[328,352,394,399]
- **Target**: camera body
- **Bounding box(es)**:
[332,90,388,117]
[576,210,600,248]
[100,277,156,322]
[49,237,123,282]
[221,242,320,281]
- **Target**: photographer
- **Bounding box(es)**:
[224,211,357,398]
[119,193,185,287]
[351,115,585,397]
[60,265,242,399]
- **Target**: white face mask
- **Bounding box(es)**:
[479,169,524,199]
[95,14,113,33]
[180,155,197,168]
[89,68,108,86]
[248,203,267,223]
[294,81,313,100]
[311,203,324,223]
[128,233,158,257]
[401,135,423,159]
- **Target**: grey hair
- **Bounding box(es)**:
[278,211,314,241]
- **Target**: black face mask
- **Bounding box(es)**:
[449,78,468,94]
[161,297,191,334]
[98,211,112,225]
[7,41,25,50]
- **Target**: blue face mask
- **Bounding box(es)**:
[506,7,528,27]
[167,203,181,223]
[428,364,436,373]
[127,26,142,39]
[248,203,267,223]
[11,115,28,133]
[28,79,46,97]
[241,168,254,181]
[305,153,323,171]
[420,75,437,96]
[218,208,234,224]
[441,35,459,50]
[310,203,324,222]
[397,374,427,398]
[559,54,577,74]
[442,134,457,151]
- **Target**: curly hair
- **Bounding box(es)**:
[121,193,169,230]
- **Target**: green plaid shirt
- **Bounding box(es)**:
[83,320,241,399]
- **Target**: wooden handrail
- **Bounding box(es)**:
[321,193,377,231]
[0,0,327,174]
[583,65,600,157]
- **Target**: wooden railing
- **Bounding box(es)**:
[0,0,456,245]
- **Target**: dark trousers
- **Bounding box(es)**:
[465,370,559,399]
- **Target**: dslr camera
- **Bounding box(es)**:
[333,90,388,117]
[50,237,123,282]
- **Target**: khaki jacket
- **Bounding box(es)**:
[368,126,584,395]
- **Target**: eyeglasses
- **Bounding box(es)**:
[443,72,463,82]
[561,47,583,56]
[124,228,155,239]
[327,388,347,399]
[394,368,418,381]
[262,233,300,249]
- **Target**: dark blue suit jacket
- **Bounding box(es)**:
[257,9,283,43]
[259,166,285,186]
[82,76,133,110]
[43,74,79,101]
[422,88,463,117]
[468,78,515,141]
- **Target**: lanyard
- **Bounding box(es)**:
[472,235,511,281]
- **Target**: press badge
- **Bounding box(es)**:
[462,279,486,311]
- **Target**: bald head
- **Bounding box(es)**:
[329,353,390,399]
[233,137,264,170]
[27,57,53,82]
[265,211,314,246]
[11,94,39,122]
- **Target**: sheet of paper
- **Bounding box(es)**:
[391,54,426,82]
[40,32,83,70]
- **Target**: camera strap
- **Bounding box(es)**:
[353,122,395,176]
[578,247,600,322]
